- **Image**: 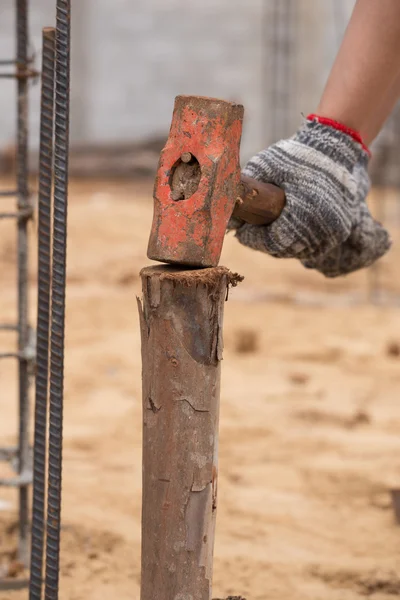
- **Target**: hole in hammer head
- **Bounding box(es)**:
[169,153,201,201]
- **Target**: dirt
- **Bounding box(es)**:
[1,178,400,599]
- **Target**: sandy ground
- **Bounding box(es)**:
[1,178,400,599]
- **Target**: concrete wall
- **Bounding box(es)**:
[0,0,355,160]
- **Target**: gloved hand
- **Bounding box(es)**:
[231,116,391,275]
[301,154,391,277]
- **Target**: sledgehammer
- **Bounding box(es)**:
[147,95,285,267]
[139,96,285,600]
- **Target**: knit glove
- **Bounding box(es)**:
[301,155,391,277]
[234,117,365,260]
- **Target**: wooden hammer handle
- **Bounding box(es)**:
[233,174,285,226]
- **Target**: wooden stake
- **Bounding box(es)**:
[138,265,241,600]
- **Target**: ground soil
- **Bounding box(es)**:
[1,178,400,599]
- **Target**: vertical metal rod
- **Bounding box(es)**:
[44,1,71,598]
[284,0,295,138]
[333,0,346,48]
[269,0,294,142]
[261,0,271,145]
[29,27,56,600]
[270,0,280,142]
[16,0,31,566]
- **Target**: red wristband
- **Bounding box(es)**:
[307,114,371,156]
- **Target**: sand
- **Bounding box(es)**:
[1,178,400,599]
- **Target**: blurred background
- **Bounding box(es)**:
[1,0,399,290]
[0,0,397,172]
[2,2,400,599]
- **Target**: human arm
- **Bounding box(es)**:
[231,0,397,275]
[317,0,400,145]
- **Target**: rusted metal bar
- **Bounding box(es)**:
[0,580,30,592]
[15,0,31,567]
[44,1,71,598]
[0,352,20,359]
[0,207,33,220]
[0,472,33,487]
[0,0,35,575]
[0,190,18,197]
[138,265,240,600]
[0,446,31,462]
[0,348,34,360]
[268,0,296,142]
[0,68,39,80]
[0,446,32,472]
[0,447,20,461]
[29,27,56,600]
[0,57,35,66]
[0,324,18,331]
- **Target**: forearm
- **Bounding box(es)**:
[317,0,400,143]
[363,73,400,144]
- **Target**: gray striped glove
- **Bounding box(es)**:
[301,155,391,277]
[234,118,364,260]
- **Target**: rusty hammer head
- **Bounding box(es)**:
[147,95,285,267]
[147,95,244,268]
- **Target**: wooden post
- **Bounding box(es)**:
[138,265,241,600]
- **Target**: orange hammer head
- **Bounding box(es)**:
[147,95,244,267]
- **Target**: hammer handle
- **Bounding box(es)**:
[233,175,285,226]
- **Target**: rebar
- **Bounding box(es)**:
[0,190,18,196]
[44,2,71,598]
[16,0,31,567]
[0,447,19,461]
[29,27,56,600]
[267,0,296,143]
[0,324,18,331]
[0,68,38,80]
[0,352,20,359]
[0,57,34,66]
[0,472,33,487]
[0,207,33,220]
[0,349,33,360]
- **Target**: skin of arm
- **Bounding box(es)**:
[317,0,400,145]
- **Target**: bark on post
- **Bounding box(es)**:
[138,265,241,600]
